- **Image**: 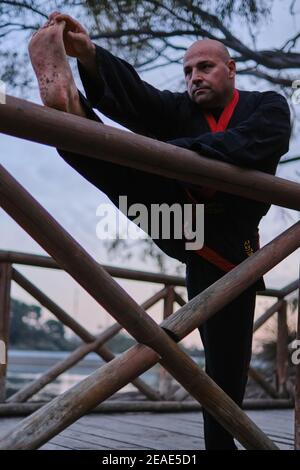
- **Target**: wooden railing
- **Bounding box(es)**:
[0,95,299,449]
[0,250,297,408]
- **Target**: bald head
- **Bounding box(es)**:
[183,39,236,108]
[184,39,231,64]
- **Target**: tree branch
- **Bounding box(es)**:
[237,68,295,87]
[0,1,47,18]
[279,156,300,165]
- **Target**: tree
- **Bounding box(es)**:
[9,298,77,350]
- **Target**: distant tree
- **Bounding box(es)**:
[9,298,42,345]
[9,298,77,350]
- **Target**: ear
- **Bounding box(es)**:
[227,59,236,79]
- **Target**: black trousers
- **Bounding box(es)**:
[186,253,256,449]
[57,98,260,449]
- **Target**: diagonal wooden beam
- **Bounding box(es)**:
[175,288,283,400]
[253,299,284,332]
[159,286,176,398]
[248,367,279,399]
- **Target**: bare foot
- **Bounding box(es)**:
[28,20,80,113]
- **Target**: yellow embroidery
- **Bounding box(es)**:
[244,239,254,257]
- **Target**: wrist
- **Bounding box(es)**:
[78,41,96,67]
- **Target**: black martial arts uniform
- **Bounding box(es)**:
[56,45,291,450]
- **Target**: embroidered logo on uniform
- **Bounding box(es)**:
[244,239,254,257]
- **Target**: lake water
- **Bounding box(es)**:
[6,349,205,400]
[6,349,266,400]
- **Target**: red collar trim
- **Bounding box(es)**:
[203,89,239,133]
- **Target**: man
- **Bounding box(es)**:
[28,12,291,450]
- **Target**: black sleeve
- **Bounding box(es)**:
[168,91,291,171]
[77,44,181,140]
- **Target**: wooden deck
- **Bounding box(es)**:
[0,409,294,450]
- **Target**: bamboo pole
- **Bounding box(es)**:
[0,263,12,402]
[159,286,176,398]
[0,250,185,286]
[0,398,293,417]
[0,95,300,211]
[253,299,283,332]
[280,280,299,298]
[0,167,284,449]
[1,249,297,297]
[248,367,279,399]
[276,300,289,397]
[174,292,281,400]
[174,295,286,399]
[174,292,187,307]
[164,225,300,341]
[11,269,164,401]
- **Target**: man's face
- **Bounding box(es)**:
[183,45,235,108]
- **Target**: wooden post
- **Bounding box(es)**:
[0,262,12,402]
[276,300,289,397]
[295,266,300,450]
[159,286,175,398]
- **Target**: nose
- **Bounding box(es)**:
[190,68,204,84]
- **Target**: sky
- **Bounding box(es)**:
[0,1,299,349]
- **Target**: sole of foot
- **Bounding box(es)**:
[28,20,78,112]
